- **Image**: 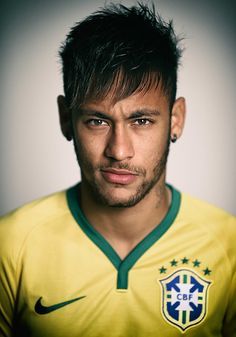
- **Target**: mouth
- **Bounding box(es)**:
[100,168,138,185]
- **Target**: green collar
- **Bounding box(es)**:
[67,183,181,290]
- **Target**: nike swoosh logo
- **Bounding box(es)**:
[35,295,86,314]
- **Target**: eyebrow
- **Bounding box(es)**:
[128,109,160,119]
[78,109,108,119]
[78,108,160,119]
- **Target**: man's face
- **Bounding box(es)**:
[72,86,172,207]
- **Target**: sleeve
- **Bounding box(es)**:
[222,215,236,337]
[222,271,236,337]
[0,216,18,337]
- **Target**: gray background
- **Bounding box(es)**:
[0,0,236,215]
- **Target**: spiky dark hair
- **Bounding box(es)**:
[59,2,183,110]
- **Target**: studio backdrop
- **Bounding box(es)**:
[0,0,235,215]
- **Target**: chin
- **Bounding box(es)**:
[97,188,137,208]
[93,185,150,208]
[85,170,164,208]
[100,197,141,208]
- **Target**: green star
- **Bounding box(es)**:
[181,257,189,264]
[203,267,211,276]
[170,259,178,267]
[159,266,167,274]
[193,259,201,267]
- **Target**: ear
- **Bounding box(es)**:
[57,95,72,141]
[170,97,186,141]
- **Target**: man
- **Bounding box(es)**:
[0,3,235,337]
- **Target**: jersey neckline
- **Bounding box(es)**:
[66,183,181,290]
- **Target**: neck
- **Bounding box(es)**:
[79,177,171,259]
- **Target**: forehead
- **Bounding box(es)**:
[80,85,170,114]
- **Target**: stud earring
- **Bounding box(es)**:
[66,134,72,141]
[171,134,177,143]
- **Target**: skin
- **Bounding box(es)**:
[58,86,185,259]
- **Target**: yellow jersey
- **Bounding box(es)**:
[0,184,235,336]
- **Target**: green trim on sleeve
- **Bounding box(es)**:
[66,183,181,290]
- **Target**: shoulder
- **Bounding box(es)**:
[0,189,69,259]
[178,191,236,263]
[179,192,236,229]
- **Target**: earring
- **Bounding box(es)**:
[66,134,72,141]
[171,134,177,143]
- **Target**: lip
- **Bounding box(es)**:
[101,168,138,185]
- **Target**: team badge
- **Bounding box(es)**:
[159,268,211,331]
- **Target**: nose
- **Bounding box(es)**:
[104,124,134,161]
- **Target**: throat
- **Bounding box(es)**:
[80,183,171,259]
[110,240,141,260]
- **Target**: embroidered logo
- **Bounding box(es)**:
[159,269,211,331]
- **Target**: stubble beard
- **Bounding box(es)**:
[73,135,170,208]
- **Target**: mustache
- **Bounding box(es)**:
[98,163,146,176]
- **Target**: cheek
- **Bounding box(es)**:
[75,132,105,166]
[77,121,108,146]
[135,131,167,156]
[134,130,169,166]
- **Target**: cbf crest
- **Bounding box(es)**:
[159,269,211,331]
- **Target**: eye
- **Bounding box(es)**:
[86,119,108,126]
[133,118,152,126]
